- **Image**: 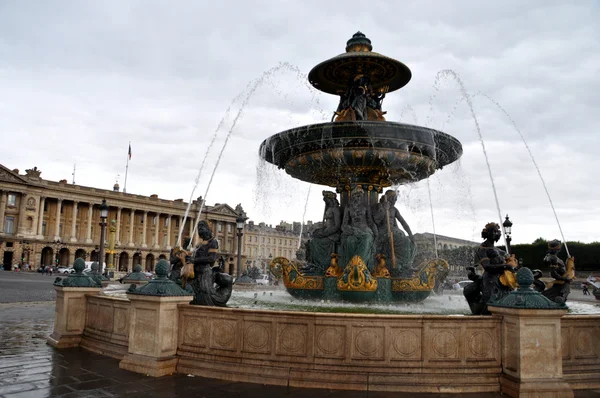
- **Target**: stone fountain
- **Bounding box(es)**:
[260,32,462,302]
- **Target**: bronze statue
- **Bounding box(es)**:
[542,240,574,304]
[333,75,387,122]
[169,237,191,285]
[371,190,416,275]
[339,186,378,271]
[188,221,233,306]
[304,191,341,274]
[464,222,516,315]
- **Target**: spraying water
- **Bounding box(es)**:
[426,179,439,259]
[474,92,571,257]
[186,63,325,248]
[435,70,510,252]
[297,185,312,249]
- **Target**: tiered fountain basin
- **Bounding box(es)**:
[260,121,463,187]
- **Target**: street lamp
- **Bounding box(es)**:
[52,238,61,267]
[503,214,513,254]
[236,213,246,279]
[99,199,109,277]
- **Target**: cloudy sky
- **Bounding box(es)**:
[1,1,598,246]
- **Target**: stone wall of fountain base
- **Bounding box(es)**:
[176,305,503,393]
[47,288,600,395]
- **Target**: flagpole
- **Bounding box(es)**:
[124,141,130,193]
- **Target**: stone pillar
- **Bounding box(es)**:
[47,286,102,348]
[490,306,572,397]
[37,196,46,238]
[115,207,122,244]
[128,209,135,247]
[153,213,161,249]
[17,192,28,235]
[141,211,148,248]
[127,254,134,272]
[0,190,6,233]
[69,201,78,242]
[120,261,192,377]
[166,215,172,250]
[85,203,93,244]
[53,199,63,240]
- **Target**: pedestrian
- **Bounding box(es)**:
[583,284,590,295]
[25,263,29,272]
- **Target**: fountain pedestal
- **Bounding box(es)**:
[120,294,192,377]
[490,307,573,398]
[47,286,102,348]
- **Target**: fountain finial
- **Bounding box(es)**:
[346,32,372,53]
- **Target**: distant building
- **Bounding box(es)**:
[413,232,479,252]
[0,164,244,274]
[244,221,300,272]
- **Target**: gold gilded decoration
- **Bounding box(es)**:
[325,253,343,277]
[271,256,323,290]
[392,258,449,291]
[372,254,390,278]
[499,254,519,289]
[337,255,378,292]
[552,256,576,285]
[173,246,194,288]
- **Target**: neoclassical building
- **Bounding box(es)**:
[243,221,300,272]
[0,164,245,274]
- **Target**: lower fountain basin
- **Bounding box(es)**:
[259,121,463,187]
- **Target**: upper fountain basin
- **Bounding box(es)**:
[259,121,463,188]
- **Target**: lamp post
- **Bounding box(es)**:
[236,214,246,279]
[503,214,513,255]
[52,238,61,267]
[106,220,117,274]
[98,199,109,277]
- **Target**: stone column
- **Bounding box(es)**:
[0,190,6,233]
[153,213,161,249]
[37,196,46,238]
[115,207,122,244]
[127,254,133,272]
[47,286,102,348]
[166,215,172,250]
[85,203,93,244]
[141,211,148,248]
[490,307,572,397]
[69,201,78,242]
[53,199,63,241]
[16,192,28,235]
[128,209,135,247]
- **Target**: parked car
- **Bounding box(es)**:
[118,271,154,283]
[255,274,270,286]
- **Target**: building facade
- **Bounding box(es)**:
[243,221,300,272]
[0,164,245,274]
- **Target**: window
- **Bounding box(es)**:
[279,239,282,244]
[254,236,257,242]
[164,218,169,227]
[4,216,14,234]
[7,194,16,207]
[227,224,232,233]
[175,218,180,228]
[262,237,265,243]
[42,221,47,236]
[59,223,63,236]
[268,238,271,244]
[44,201,48,212]
[153,216,157,225]
[247,236,251,242]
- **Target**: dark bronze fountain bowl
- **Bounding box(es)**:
[259,121,463,188]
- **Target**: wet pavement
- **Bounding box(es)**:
[0,271,57,303]
[0,275,598,397]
